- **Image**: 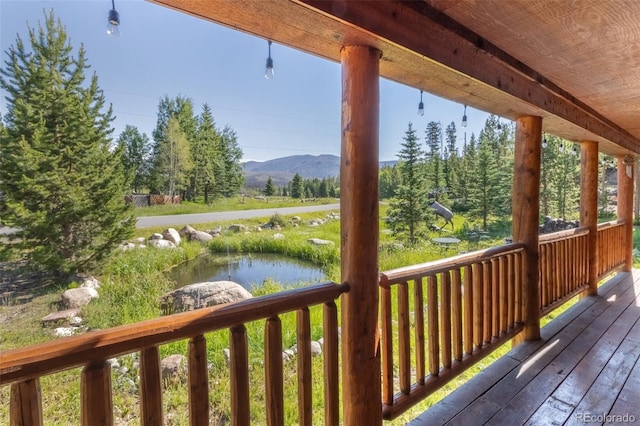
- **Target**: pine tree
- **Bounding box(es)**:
[194,104,222,203]
[385,123,430,244]
[264,177,275,197]
[217,126,244,197]
[425,121,444,198]
[291,173,303,199]
[0,11,134,274]
[117,125,150,193]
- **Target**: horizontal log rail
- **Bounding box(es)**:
[379,244,526,420]
[597,220,627,279]
[2,282,348,426]
[538,227,590,315]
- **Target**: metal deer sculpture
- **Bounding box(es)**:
[429,201,454,230]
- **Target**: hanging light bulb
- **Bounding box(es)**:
[461,105,468,128]
[106,0,120,37]
[418,90,424,116]
[542,134,548,149]
[265,40,274,79]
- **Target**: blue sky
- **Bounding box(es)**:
[0,0,490,162]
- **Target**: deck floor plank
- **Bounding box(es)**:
[410,272,640,426]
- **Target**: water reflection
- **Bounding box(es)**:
[167,253,327,290]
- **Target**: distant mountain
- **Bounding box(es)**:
[243,154,340,188]
[243,154,397,188]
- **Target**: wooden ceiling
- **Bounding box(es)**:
[149,0,640,156]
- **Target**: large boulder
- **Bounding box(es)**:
[178,225,196,237]
[162,228,181,246]
[160,281,252,314]
[61,287,98,309]
[188,230,213,242]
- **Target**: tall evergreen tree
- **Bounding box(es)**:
[216,126,244,197]
[291,173,303,199]
[264,177,275,197]
[425,121,444,198]
[193,104,221,202]
[386,123,430,244]
[117,125,150,193]
[0,11,134,274]
[542,135,580,219]
[443,121,459,200]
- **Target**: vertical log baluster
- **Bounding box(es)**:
[140,346,163,426]
[323,301,339,426]
[231,325,249,426]
[81,361,112,426]
[381,286,394,404]
[398,281,411,393]
[507,254,515,328]
[499,257,508,334]
[10,379,42,426]
[540,244,547,308]
[515,252,523,324]
[188,335,209,426]
[491,259,499,338]
[413,277,425,384]
[483,261,492,344]
[297,307,312,426]
[440,272,452,369]
[265,316,284,426]
[451,269,463,362]
[463,265,474,355]
[473,263,483,350]
[427,275,439,376]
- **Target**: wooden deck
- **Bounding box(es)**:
[410,271,640,426]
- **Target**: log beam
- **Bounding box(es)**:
[617,155,635,271]
[512,116,542,341]
[340,44,382,425]
[580,141,599,295]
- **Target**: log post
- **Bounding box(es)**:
[617,155,635,271]
[10,379,42,426]
[81,361,113,426]
[580,141,599,295]
[340,44,382,425]
[512,116,542,341]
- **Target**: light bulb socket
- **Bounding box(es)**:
[108,9,119,26]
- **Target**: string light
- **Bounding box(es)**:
[461,105,467,127]
[418,90,424,116]
[106,0,120,37]
[265,40,274,79]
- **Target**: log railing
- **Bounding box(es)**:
[538,227,590,315]
[378,244,526,420]
[1,282,347,426]
[597,220,627,279]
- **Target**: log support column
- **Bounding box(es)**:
[580,141,599,295]
[340,45,382,425]
[513,116,542,341]
[617,155,635,271]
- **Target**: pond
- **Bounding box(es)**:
[166,253,328,291]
